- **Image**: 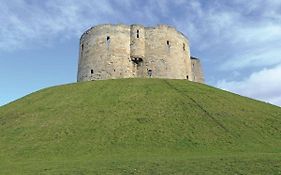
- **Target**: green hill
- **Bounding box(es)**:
[0,79,280,174]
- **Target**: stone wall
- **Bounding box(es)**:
[78,24,132,81]
[144,25,191,79]
[191,57,204,83]
[77,24,204,83]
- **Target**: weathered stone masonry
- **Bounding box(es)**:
[77,24,204,83]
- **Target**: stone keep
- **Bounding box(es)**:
[77,24,204,83]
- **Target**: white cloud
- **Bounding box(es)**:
[170,1,281,71]
[0,0,202,51]
[221,23,281,70]
[0,0,130,51]
[221,43,281,70]
[217,64,281,106]
[233,25,281,44]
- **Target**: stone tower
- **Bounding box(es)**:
[77,24,204,83]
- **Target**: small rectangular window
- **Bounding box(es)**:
[167,40,170,46]
[91,69,93,74]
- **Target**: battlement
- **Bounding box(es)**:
[77,24,204,83]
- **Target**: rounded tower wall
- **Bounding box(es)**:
[77,24,199,82]
[144,25,191,79]
[130,24,145,59]
[78,24,132,81]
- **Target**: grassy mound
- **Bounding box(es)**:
[0,79,280,174]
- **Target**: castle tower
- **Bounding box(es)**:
[77,24,204,83]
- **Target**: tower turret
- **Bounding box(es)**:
[130,24,145,77]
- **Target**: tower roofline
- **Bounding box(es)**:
[80,24,189,42]
[191,56,200,60]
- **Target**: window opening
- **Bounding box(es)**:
[147,69,152,77]
[167,40,170,46]
[106,36,110,48]
[183,43,185,51]
[166,40,171,53]
[131,57,143,65]
[91,69,94,74]
[137,30,139,38]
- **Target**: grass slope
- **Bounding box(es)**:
[0,79,281,174]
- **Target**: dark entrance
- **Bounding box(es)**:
[148,69,152,77]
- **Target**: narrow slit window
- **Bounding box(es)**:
[106,36,110,48]
[137,30,139,38]
[81,44,84,51]
[183,43,185,51]
[166,40,171,53]
[167,40,170,46]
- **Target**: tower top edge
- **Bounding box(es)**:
[80,24,189,41]
[191,56,201,61]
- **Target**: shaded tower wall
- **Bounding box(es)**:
[191,57,204,83]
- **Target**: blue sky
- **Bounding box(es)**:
[1,0,281,106]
